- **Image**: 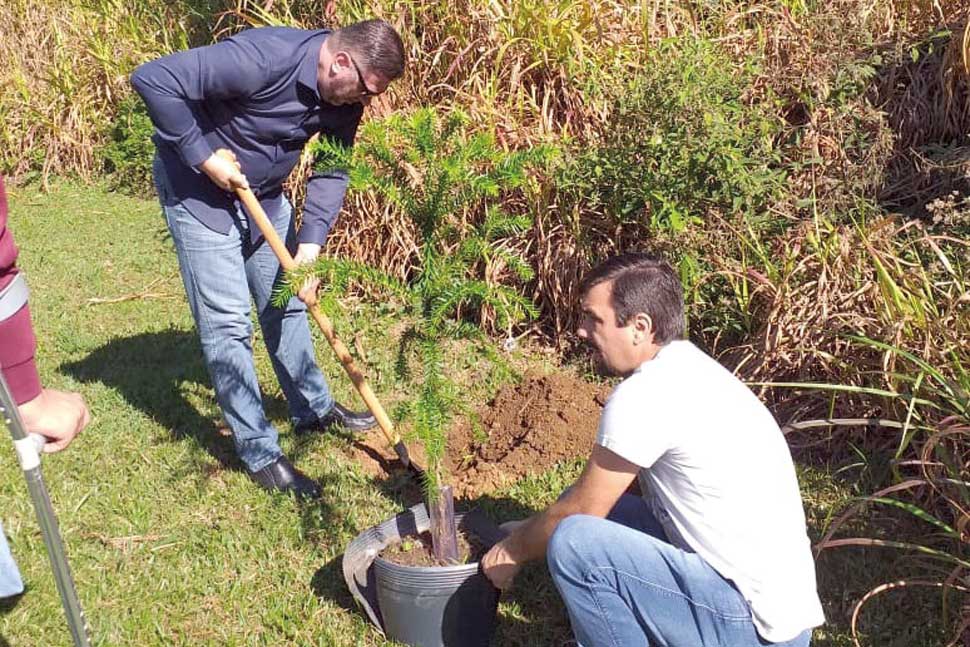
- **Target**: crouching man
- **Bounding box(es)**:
[482,253,824,646]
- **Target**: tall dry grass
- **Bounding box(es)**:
[0,0,213,183]
[3,0,964,401]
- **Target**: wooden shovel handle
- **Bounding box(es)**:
[220,154,399,447]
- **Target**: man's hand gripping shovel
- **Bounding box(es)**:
[215,149,425,482]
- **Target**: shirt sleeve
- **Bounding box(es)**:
[299,106,363,245]
[130,36,273,170]
[596,376,672,469]
[0,176,42,405]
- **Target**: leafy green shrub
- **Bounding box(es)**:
[102,94,156,195]
[559,37,785,234]
[280,108,551,556]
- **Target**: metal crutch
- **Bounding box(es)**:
[0,371,91,646]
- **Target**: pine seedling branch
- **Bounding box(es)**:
[277,107,552,559]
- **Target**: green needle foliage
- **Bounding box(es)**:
[277,107,552,505]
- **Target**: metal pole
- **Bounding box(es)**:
[0,372,90,646]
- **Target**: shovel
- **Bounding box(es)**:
[215,150,424,481]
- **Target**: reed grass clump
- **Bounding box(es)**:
[0,0,221,184]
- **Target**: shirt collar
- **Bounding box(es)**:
[297,30,331,105]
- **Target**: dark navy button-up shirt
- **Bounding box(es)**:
[131,27,363,245]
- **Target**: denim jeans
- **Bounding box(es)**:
[0,520,24,598]
[154,157,334,471]
[547,494,813,647]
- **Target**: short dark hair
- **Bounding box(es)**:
[331,19,405,81]
[580,253,685,345]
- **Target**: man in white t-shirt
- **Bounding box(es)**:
[482,253,824,646]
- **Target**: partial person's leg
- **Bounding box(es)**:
[548,514,786,647]
[243,198,334,426]
[0,520,24,598]
[775,630,813,646]
[605,493,668,538]
[551,489,667,539]
[154,158,280,472]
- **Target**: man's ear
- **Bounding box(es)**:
[632,312,653,344]
[331,50,352,73]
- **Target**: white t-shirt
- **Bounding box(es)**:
[596,340,825,642]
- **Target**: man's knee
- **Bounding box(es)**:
[208,314,252,341]
[196,313,254,363]
[547,514,600,576]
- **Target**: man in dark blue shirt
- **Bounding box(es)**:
[132,19,405,499]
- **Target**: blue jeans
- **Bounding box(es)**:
[547,495,813,647]
[154,158,334,471]
[0,520,24,598]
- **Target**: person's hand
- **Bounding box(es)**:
[293,243,321,306]
[199,152,249,192]
[17,388,91,453]
[481,539,523,590]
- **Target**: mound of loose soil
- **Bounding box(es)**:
[346,372,610,498]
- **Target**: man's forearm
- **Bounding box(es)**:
[503,499,578,564]
[301,113,362,245]
[479,495,585,590]
[0,304,41,405]
[483,445,639,589]
[0,176,42,405]
[300,171,350,246]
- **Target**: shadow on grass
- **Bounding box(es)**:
[310,552,358,614]
[63,329,236,472]
[61,329,310,475]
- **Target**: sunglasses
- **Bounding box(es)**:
[349,56,380,98]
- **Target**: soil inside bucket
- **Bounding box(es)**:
[380,529,487,568]
[346,371,611,497]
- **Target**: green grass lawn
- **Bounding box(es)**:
[0,182,949,646]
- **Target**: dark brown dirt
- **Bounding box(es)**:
[380,529,486,567]
[345,372,610,497]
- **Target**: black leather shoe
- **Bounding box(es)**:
[295,402,377,435]
[247,456,321,499]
